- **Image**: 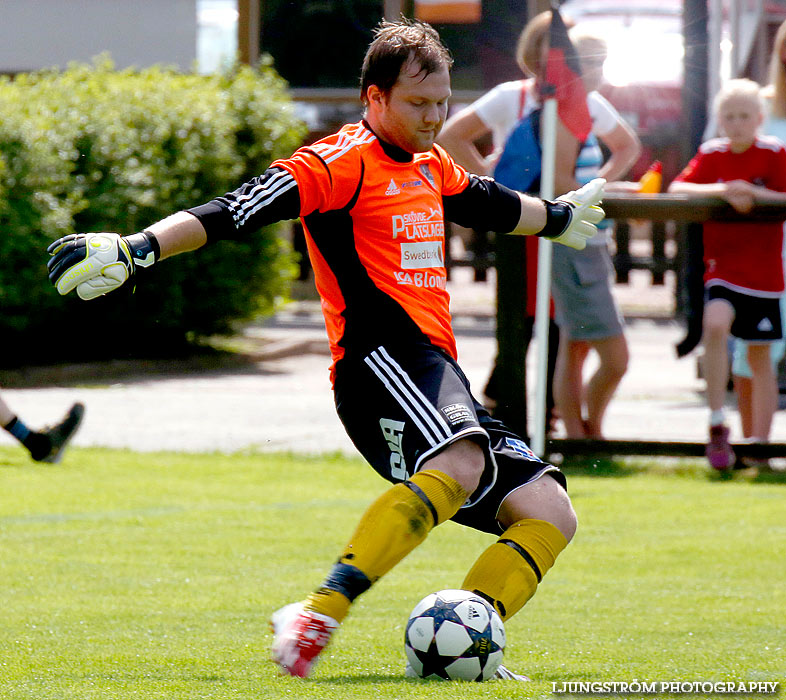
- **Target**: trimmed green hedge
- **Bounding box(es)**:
[0,57,306,365]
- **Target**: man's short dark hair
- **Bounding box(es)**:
[360,19,453,103]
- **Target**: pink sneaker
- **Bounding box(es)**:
[270,602,338,678]
[706,425,735,471]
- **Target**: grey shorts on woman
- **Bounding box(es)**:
[551,242,624,341]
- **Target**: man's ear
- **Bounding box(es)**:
[366,84,385,111]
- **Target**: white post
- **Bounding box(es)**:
[704,0,723,140]
[531,96,558,456]
[384,0,404,20]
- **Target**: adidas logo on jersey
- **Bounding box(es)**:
[385,179,401,196]
[757,317,774,332]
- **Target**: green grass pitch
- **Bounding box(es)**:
[1,447,784,699]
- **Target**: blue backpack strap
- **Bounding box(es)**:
[492,81,542,193]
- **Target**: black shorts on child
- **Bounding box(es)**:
[706,284,783,341]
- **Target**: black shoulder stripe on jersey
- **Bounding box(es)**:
[346,156,365,210]
[443,174,521,234]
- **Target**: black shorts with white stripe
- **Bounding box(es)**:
[334,341,565,535]
[705,284,783,341]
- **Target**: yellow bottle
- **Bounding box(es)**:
[638,160,663,193]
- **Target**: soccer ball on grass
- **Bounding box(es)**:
[404,589,505,681]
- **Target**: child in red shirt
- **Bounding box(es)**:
[670,78,786,470]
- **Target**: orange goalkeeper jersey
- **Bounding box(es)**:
[189,121,522,382]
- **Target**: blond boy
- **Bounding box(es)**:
[669,79,786,469]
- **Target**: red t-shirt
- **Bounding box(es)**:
[673,136,786,295]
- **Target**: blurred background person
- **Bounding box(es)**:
[441,12,640,440]
[669,79,786,470]
[550,28,640,439]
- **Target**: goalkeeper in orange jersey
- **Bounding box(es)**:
[47,19,605,681]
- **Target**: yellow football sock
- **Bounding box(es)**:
[306,469,467,622]
[462,518,568,621]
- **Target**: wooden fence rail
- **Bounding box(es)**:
[496,194,786,457]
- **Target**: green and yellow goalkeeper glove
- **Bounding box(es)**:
[537,178,606,250]
[47,231,159,300]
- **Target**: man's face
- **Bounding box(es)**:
[718,94,762,148]
[367,59,451,153]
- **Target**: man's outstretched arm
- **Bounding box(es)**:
[145,211,208,259]
[48,166,301,300]
[444,176,606,251]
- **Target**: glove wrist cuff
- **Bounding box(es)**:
[536,200,573,239]
[124,231,160,269]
